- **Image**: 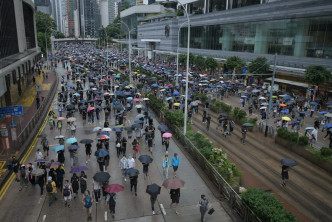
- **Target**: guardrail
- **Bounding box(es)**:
[14,72,58,152]
[150,106,261,222]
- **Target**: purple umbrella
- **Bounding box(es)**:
[70,166,88,173]
[35,159,49,163]
[289,120,300,125]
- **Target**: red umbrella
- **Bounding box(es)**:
[105,184,124,193]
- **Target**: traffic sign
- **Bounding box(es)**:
[0,105,23,118]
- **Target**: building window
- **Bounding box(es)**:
[23,3,36,49]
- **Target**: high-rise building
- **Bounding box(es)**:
[34,0,52,14]
[100,0,109,27]
[109,0,120,24]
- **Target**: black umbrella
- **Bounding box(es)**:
[218,113,228,117]
[127,168,139,177]
[80,139,94,144]
[158,125,169,131]
[281,158,298,167]
[93,172,110,182]
[79,106,87,110]
[138,155,153,164]
[146,183,161,196]
[66,104,75,110]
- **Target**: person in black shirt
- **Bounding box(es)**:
[130,175,138,196]
[281,165,289,187]
[206,115,211,131]
[85,143,92,164]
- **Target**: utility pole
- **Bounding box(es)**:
[265,54,277,137]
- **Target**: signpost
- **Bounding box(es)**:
[0,105,23,118]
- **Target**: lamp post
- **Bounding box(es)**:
[44,27,54,62]
[176,21,188,87]
[118,21,134,84]
[265,54,277,137]
[174,0,191,135]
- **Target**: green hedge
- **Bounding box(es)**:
[186,129,241,183]
[320,147,332,157]
[277,127,299,144]
[210,100,233,114]
[164,110,184,127]
[241,188,296,222]
[146,93,165,110]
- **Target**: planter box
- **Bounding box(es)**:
[275,136,332,174]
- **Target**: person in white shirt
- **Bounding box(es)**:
[119,155,128,181]
[35,149,43,163]
[127,155,135,169]
[311,126,318,144]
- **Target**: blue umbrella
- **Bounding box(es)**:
[113,127,123,132]
[283,95,292,100]
[323,124,332,129]
[66,137,77,144]
[166,97,173,101]
[319,111,328,114]
[151,84,159,87]
[52,145,65,152]
[173,91,179,95]
[95,149,109,157]
[305,127,314,130]
[134,120,144,124]
[127,97,133,101]
[67,85,73,88]
[115,75,121,78]
[280,110,289,113]
[79,100,87,103]
[68,144,79,150]
[179,104,185,107]
[100,131,110,136]
[73,93,80,96]
[300,111,308,114]
[93,127,102,132]
[310,102,318,106]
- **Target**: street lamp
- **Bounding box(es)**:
[173,0,191,135]
[44,27,54,62]
[118,21,135,84]
[176,21,188,87]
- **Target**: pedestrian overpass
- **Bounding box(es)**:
[51,37,98,50]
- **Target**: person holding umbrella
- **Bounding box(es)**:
[240,126,247,144]
[170,188,180,215]
[105,184,124,219]
[57,120,63,134]
[85,143,92,164]
[92,179,101,203]
[119,155,128,181]
[146,183,161,215]
[280,158,297,187]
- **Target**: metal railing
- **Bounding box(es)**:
[14,72,59,152]
[150,106,261,222]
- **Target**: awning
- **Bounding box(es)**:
[265,77,309,88]
[141,39,161,43]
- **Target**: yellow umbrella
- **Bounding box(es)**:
[133,72,138,74]
[282,117,291,121]
[174,103,181,106]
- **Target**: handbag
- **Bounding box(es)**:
[208,208,215,215]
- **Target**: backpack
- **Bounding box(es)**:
[63,185,70,197]
[46,183,53,193]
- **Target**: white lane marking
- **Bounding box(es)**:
[160,203,166,215]
[42,215,47,222]
[104,211,107,221]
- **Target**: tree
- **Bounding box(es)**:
[179,54,187,64]
[205,57,219,75]
[35,11,56,55]
[248,57,269,74]
[195,55,206,71]
[305,65,331,86]
[167,55,175,63]
[189,53,196,67]
[54,31,65,39]
[226,56,246,72]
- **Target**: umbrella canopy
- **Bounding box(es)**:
[162,177,185,189]
[93,172,110,182]
[102,127,112,132]
[68,144,79,150]
[127,168,140,177]
[31,168,45,176]
[134,120,144,124]
[54,135,65,139]
[146,183,161,196]
[93,127,102,132]
[162,132,172,138]
[97,135,110,140]
[281,158,298,167]
[282,117,291,121]
[66,137,77,144]
[52,145,65,152]
[95,148,109,157]
[305,127,314,130]
[70,166,88,173]
[56,117,65,120]
[67,117,76,122]
[325,113,332,118]
[50,162,60,169]
[324,124,332,129]
[35,159,48,163]
[105,184,125,193]
[158,125,169,132]
[243,123,253,127]
[80,139,94,144]
[135,105,142,108]
[138,155,153,164]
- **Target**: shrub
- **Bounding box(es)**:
[320,147,332,157]
[242,188,296,222]
[298,136,309,146]
[164,110,184,127]
[277,127,289,139]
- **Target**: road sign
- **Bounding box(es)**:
[0,105,23,118]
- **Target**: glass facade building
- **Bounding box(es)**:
[180,16,332,59]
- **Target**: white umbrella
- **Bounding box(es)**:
[325,113,332,117]
[260,107,267,109]
[102,128,112,132]
[259,97,266,100]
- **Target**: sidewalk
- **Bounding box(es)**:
[0,70,56,184]
[0,66,233,222]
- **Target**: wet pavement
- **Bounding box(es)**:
[0,65,232,222]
